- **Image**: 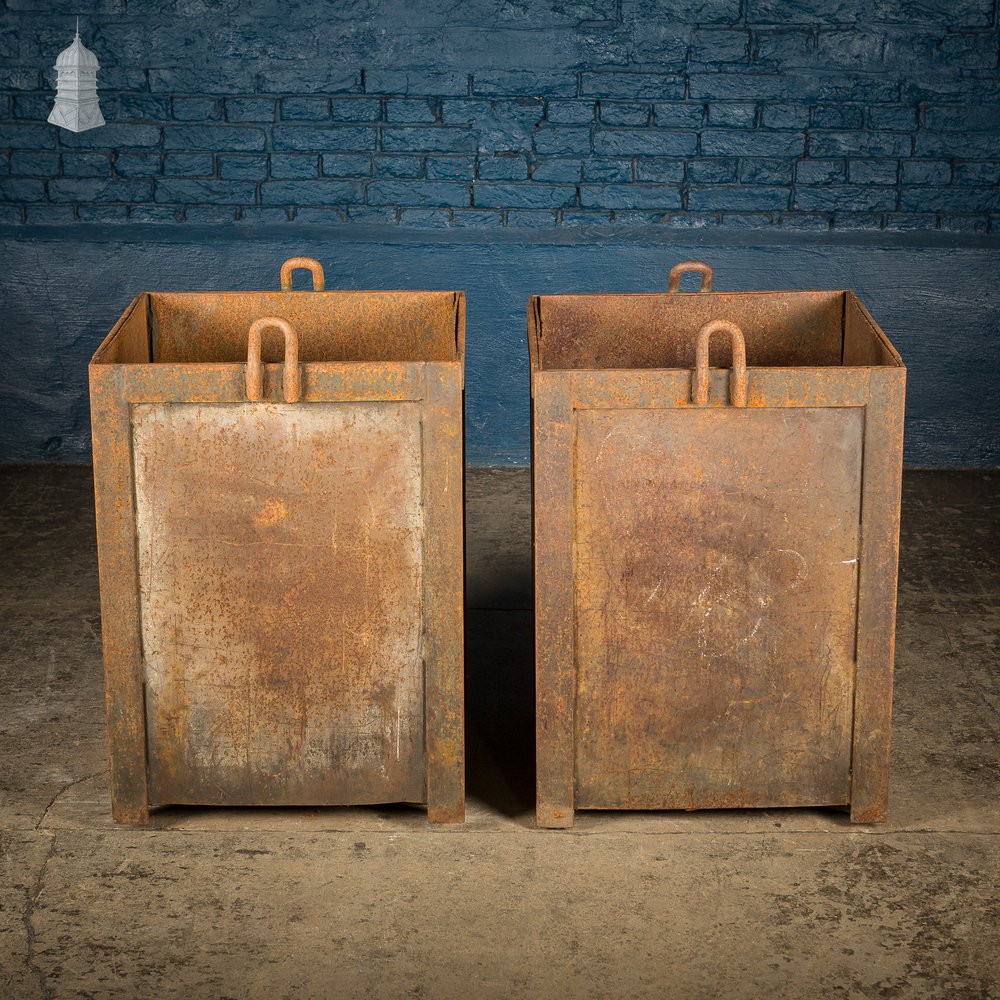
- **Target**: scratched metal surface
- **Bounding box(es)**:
[132,400,426,807]
[573,406,864,810]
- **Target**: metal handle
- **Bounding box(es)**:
[279,256,325,291]
[669,260,713,293]
[693,319,747,407]
[246,317,301,403]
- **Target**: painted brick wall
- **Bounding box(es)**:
[1,0,998,232]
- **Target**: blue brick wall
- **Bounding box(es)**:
[1,0,998,232]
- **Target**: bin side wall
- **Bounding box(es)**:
[92,294,151,365]
[534,290,847,371]
[147,291,463,365]
[92,363,466,812]
[844,293,904,368]
[534,366,902,819]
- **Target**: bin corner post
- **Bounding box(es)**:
[422,364,466,825]
[89,365,150,825]
[851,368,906,824]
[534,375,576,830]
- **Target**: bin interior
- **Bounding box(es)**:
[532,290,901,371]
[93,290,464,366]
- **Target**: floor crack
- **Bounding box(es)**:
[23,833,56,1000]
[35,770,106,832]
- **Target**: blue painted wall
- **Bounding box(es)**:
[2,227,998,466]
[0,1,998,465]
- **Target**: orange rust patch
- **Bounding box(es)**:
[254,498,288,527]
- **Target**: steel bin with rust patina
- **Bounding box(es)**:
[90,257,465,825]
[529,260,905,829]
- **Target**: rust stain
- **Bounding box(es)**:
[254,498,288,527]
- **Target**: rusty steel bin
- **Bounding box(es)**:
[90,257,465,824]
[529,260,905,828]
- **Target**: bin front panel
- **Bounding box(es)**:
[573,405,863,810]
[132,400,426,807]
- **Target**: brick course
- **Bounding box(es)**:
[0,1,997,230]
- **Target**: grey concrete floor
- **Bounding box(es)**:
[1,465,998,999]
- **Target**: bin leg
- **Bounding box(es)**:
[850,371,905,824]
[537,802,574,830]
[91,367,151,826]
[422,367,465,826]
[111,785,150,826]
[427,798,464,826]
[533,381,576,830]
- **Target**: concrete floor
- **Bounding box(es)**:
[0,465,998,999]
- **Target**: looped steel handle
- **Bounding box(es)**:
[693,319,748,407]
[669,260,713,293]
[246,317,301,403]
[279,256,325,291]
